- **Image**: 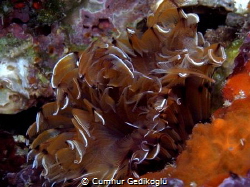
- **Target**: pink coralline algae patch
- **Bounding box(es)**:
[69,0,159,45]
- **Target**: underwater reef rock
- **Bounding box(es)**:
[0,55,54,114]
[204,26,236,48]
[67,0,160,46]
[218,173,250,187]
[6,166,45,187]
[0,0,80,114]
[0,25,54,114]
[0,0,71,114]
[182,0,243,12]
[0,131,26,186]
[26,0,226,186]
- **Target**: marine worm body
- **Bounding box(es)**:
[27,0,226,186]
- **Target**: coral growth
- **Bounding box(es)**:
[26,0,226,186]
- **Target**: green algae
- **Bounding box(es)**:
[212,39,243,111]
[36,0,65,25]
[0,34,37,60]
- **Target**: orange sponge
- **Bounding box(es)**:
[140,96,250,186]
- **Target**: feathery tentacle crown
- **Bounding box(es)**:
[27,0,226,186]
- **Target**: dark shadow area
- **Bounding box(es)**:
[183,6,229,34]
[0,106,39,135]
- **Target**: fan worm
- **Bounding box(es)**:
[27,0,226,186]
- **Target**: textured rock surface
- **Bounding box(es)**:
[182,0,243,12]
[0,0,160,114]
